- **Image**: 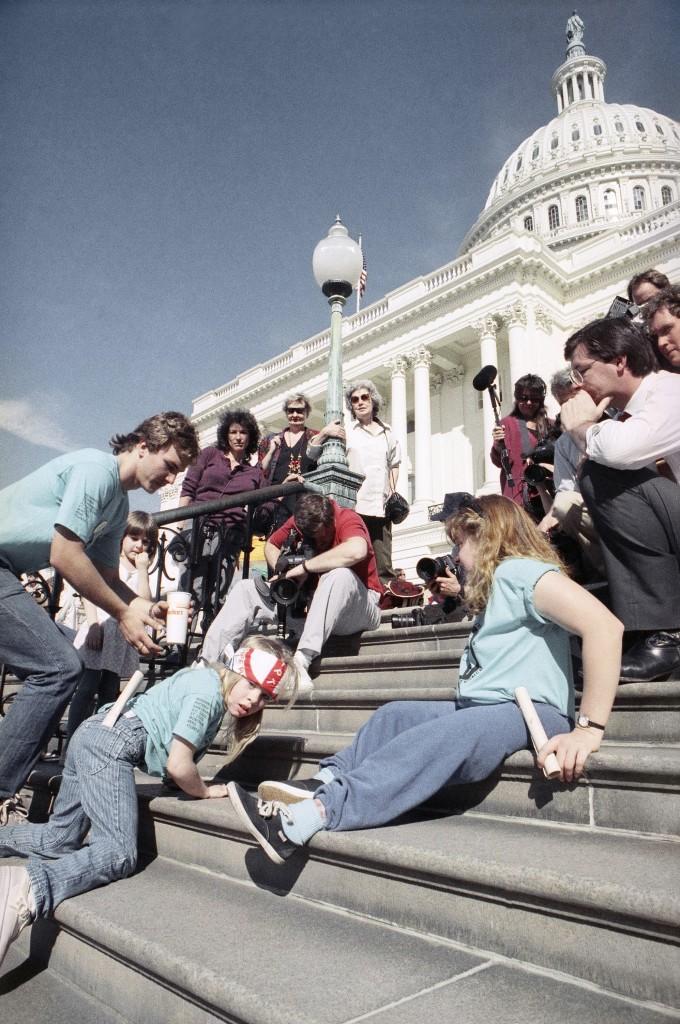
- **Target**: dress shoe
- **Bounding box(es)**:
[620,630,680,681]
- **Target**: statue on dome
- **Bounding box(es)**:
[566,11,584,46]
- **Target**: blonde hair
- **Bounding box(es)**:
[214,634,299,765]
[446,495,564,616]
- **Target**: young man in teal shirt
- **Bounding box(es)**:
[0,411,199,825]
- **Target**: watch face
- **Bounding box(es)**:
[577,715,589,728]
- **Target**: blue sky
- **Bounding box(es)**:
[2,0,679,510]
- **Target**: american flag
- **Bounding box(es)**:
[358,242,367,297]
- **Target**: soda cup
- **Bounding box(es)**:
[165,591,191,645]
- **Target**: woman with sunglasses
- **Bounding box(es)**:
[259,393,344,533]
[491,374,552,515]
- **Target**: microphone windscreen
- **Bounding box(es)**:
[472,364,497,391]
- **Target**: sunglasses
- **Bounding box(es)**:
[350,393,371,404]
[286,407,306,415]
[516,393,542,402]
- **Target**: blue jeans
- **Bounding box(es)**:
[0,565,84,799]
[0,714,147,916]
[317,699,571,832]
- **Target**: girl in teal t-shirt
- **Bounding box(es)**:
[227,495,623,866]
[0,635,300,966]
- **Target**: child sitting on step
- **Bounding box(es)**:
[227,495,623,865]
[0,635,299,965]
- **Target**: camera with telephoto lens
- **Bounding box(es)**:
[269,531,316,609]
[391,553,462,628]
[415,553,459,585]
[522,438,556,484]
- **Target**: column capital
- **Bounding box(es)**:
[430,372,444,395]
[386,355,410,377]
[445,364,465,387]
[411,345,432,369]
[472,316,498,341]
[500,300,527,328]
[534,304,553,333]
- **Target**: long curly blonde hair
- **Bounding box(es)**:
[214,634,299,765]
[446,495,564,616]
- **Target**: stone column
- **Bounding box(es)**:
[412,346,433,505]
[387,355,409,497]
[501,300,529,387]
[533,304,555,387]
[473,317,500,490]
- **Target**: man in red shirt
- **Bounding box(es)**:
[201,494,382,689]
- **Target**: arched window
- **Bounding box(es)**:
[614,120,624,134]
[515,154,523,172]
[593,122,602,136]
[575,195,589,222]
[661,185,673,206]
[524,215,534,232]
[603,189,619,218]
[550,134,559,151]
[532,142,540,161]
[633,186,646,211]
[503,165,509,184]
[635,119,646,133]
[656,123,665,136]
[571,126,580,142]
[548,204,560,230]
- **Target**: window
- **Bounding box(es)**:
[661,185,673,206]
[593,122,602,136]
[656,123,665,136]
[603,189,619,218]
[524,215,534,232]
[503,165,509,184]
[614,120,624,134]
[532,142,540,161]
[575,195,589,222]
[635,120,646,133]
[516,154,523,172]
[571,126,580,142]
[633,186,646,211]
[550,134,559,151]
[548,204,560,230]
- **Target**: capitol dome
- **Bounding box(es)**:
[460,14,680,253]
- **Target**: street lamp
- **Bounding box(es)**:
[306,216,366,507]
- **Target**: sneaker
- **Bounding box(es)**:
[0,866,35,967]
[293,651,314,696]
[0,795,28,827]
[257,778,321,804]
[227,781,299,864]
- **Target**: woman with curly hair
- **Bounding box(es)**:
[178,408,263,616]
[491,373,553,516]
[227,495,623,864]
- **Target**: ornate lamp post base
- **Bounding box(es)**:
[304,463,365,509]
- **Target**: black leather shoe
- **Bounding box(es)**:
[620,631,680,681]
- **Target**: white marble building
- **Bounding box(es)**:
[164,18,680,576]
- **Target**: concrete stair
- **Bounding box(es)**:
[10,617,680,1021]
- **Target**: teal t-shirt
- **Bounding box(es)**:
[0,449,128,574]
[457,557,574,718]
[128,667,226,777]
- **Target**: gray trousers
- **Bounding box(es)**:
[317,699,570,832]
[201,567,381,662]
[0,714,146,916]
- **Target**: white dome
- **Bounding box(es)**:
[460,23,680,253]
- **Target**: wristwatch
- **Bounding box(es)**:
[576,714,605,731]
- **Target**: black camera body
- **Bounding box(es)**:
[521,437,556,485]
[607,296,641,320]
[415,553,459,585]
[269,532,316,609]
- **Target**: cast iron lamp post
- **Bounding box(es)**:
[306,216,365,507]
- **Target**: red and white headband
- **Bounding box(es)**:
[230,646,287,699]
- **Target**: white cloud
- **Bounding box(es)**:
[0,399,77,453]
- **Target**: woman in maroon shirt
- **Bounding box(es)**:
[177,408,263,620]
[490,374,552,517]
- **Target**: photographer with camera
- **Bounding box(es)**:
[200,493,382,690]
[490,374,553,520]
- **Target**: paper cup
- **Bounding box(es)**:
[165,591,191,645]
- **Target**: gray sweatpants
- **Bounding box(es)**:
[201,567,381,662]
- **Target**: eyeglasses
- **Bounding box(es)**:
[516,393,542,403]
[569,362,596,386]
[286,407,306,416]
[350,393,371,404]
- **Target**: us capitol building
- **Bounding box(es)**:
[165,15,680,574]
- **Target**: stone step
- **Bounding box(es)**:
[200,738,680,839]
[135,791,680,1009]
[0,945,129,1024]
[250,679,680,745]
[10,852,679,1023]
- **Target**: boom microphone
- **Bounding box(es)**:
[472,364,498,391]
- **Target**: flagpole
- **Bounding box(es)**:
[356,234,362,314]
